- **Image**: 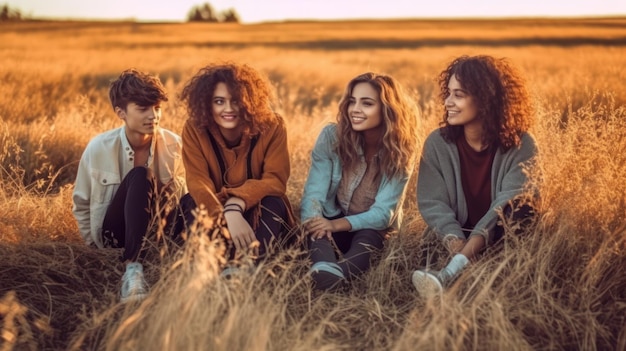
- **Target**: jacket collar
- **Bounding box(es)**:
[206,123,258,150]
[118,126,157,166]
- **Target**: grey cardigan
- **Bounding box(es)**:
[417,129,537,245]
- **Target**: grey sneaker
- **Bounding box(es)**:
[221,265,244,279]
[310,261,346,291]
[120,262,149,303]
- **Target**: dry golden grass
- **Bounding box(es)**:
[1,19,626,350]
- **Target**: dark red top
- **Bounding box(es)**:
[456,137,496,230]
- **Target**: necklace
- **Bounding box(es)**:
[144,148,151,167]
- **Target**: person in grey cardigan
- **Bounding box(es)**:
[412,55,538,296]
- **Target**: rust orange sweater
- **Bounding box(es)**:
[181,116,295,228]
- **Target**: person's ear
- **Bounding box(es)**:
[115,106,126,120]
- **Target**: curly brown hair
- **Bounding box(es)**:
[180,63,278,133]
[109,68,168,110]
[336,72,419,179]
[438,55,534,150]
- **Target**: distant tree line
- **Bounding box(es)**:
[0,2,239,23]
[187,2,240,23]
[0,3,25,21]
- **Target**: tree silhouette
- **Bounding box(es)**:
[187,2,240,23]
[187,3,218,22]
[220,8,240,23]
[0,3,23,21]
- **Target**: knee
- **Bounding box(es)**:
[180,193,197,210]
[127,166,154,182]
[353,229,384,249]
[179,193,197,221]
[503,199,536,222]
[307,236,332,250]
[260,196,286,216]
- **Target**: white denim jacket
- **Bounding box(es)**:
[72,127,186,247]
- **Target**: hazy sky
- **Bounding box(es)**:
[8,0,626,23]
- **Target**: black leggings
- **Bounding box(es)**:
[308,224,385,280]
[491,201,536,243]
[252,196,290,257]
[182,195,290,260]
[102,167,183,261]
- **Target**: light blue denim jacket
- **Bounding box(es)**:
[300,124,410,232]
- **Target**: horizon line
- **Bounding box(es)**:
[7,14,626,25]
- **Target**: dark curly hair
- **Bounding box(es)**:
[180,63,278,133]
[109,68,168,110]
[438,55,534,150]
[336,72,419,179]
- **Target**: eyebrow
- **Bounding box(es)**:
[350,96,377,102]
[449,88,467,94]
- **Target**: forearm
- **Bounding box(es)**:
[224,177,286,209]
[330,217,351,233]
[224,196,246,211]
[460,235,486,260]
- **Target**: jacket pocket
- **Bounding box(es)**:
[90,169,121,203]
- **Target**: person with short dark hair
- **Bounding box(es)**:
[72,68,187,303]
[412,55,538,296]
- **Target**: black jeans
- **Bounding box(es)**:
[102,167,185,262]
[491,200,536,243]
[308,218,385,280]
[182,195,290,260]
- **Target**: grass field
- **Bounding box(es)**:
[1,18,626,350]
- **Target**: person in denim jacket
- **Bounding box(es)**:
[301,72,419,291]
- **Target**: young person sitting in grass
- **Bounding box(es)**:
[301,72,419,291]
[179,62,296,272]
[412,55,538,297]
[72,69,187,303]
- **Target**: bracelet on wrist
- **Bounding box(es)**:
[223,208,242,214]
[224,203,244,213]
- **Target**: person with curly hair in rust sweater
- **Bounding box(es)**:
[412,55,539,297]
[179,63,295,272]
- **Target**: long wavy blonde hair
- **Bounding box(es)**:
[336,72,419,179]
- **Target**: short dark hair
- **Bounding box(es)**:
[109,68,168,110]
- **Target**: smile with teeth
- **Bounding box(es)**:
[447,111,459,117]
[221,114,237,120]
[351,116,366,123]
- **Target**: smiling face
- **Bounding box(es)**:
[117,101,161,137]
[444,74,480,128]
[347,82,383,133]
[212,82,243,140]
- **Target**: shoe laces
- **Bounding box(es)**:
[124,264,147,293]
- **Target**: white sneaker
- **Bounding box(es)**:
[120,262,149,303]
[220,265,241,279]
[411,270,444,297]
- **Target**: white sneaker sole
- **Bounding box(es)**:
[120,292,148,304]
[411,270,443,297]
